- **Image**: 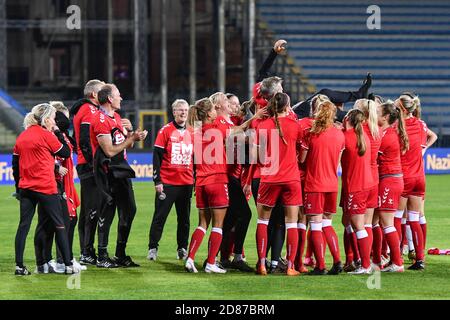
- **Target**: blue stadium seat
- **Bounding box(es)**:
[257,0,450,134]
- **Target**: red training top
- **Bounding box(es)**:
[302,126,345,193]
[256,116,303,184]
[154,122,194,185]
[378,126,403,176]
[341,128,373,193]
[363,123,382,186]
[14,125,63,195]
[73,102,98,165]
[401,117,426,179]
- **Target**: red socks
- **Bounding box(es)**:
[344,225,354,264]
[286,223,299,269]
[372,224,383,265]
[256,220,269,265]
[305,228,313,259]
[310,222,326,270]
[322,219,341,264]
[408,211,424,260]
[296,224,307,270]
[394,210,404,243]
[207,228,223,264]
[355,229,371,269]
[383,226,402,266]
[420,216,427,250]
[188,227,206,260]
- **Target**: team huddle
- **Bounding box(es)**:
[11,40,437,276]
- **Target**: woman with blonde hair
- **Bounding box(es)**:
[13,103,77,275]
[300,101,345,275]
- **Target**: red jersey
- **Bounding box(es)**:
[419,119,429,149]
[154,122,194,185]
[341,128,373,193]
[73,102,98,165]
[194,122,228,186]
[247,117,265,180]
[297,117,314,180]
[363,123,381,186]
[14,125,63,195]
[256,116,303,183]
[214,116,242,179]
[401,117,426,178]
[90,110,126,159]
[378,126,403,176]
[303,126,345,193]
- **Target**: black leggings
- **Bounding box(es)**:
[15,189,72,267]
[34,199,77,266]
[97,178,137,258]
[148,184,193,250]
[78,172,98,256]
[251,178,285,262]
[222,176,252,255]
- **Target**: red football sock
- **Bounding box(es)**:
[356,229,371,269]
[305,228,313,258]
[394,210,404,244]
[296,224,307,270]
[381,235,388,257]
[207,228,223,264]
[401,219,408,247]
[408,211,424,261]
[323,220,341,264]
[372,224,383,265]
[286,223,299,269]
[256,220,269,265]
[188,227,206,260]
[350,229,360,262]
[310,222,325,270]
[344,225,354,265]
[383,226,402,266]
[365,224,373,256]
[420,216,427,250]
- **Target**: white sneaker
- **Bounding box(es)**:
[348,266,374,275]
[381,255,390,267]
[35,263,49,274]
[402,244,409,256]
[205,262,227,274]
[381,263,404,273]
[147,248,158,261]
[184,258,198,273]
[177,248,188,260]
[72,258,87,271]
[55,262,66,274]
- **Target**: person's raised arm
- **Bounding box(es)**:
[257,39,287,82]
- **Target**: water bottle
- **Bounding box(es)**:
[158,191,166,201]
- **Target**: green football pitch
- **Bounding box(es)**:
[0,176,449,300]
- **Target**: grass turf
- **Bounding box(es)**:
[0,175,449,300]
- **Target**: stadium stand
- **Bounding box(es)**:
[257,0,450,142]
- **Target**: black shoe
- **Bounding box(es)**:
[96,256,119,268]
[269,263,287,274]
[328,262,343,275]
[230,259,254,273]
[15,266,31,276]
[220,259,233,269]
[80,254,97,266]
[408,260,425,270]
[308,267,328,276]
[358,73,372,99]
[112,256,140,268]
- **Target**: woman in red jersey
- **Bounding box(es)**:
[244,92,303,276]
[374,101,409,272]
[340,109,374,274]
[396,93,435,270]
[353,99,382,269]
[300,101,345,275]
[184,98,262,274]
[396,93,426,270]
[12,103,76,275]
[297,94,329,272]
